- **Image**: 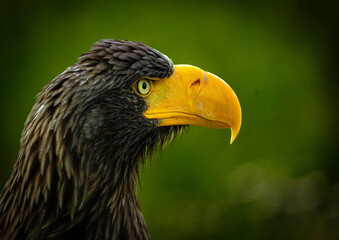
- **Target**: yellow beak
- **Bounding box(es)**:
[144,65,242,143]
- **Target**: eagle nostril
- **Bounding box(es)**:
[190,79,201,90]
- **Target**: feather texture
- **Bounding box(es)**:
[0,40,183,240]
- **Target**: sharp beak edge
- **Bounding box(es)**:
[144,65,242,143]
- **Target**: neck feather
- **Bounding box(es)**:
[0,100,151,240]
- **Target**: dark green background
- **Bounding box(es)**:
[1,0,338,239]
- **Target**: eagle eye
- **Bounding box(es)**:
[135,79,152,96]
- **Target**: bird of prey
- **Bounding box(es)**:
[0,40,241,240]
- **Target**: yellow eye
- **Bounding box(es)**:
[136,79,151,96]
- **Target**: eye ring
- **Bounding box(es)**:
[135,79,152,96]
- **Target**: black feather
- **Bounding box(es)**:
[0,40,183,240]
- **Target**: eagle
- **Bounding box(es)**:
[0,40,241,240]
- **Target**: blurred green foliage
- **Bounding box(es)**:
[0,0,338,239]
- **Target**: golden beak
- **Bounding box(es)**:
[144,65,242,143]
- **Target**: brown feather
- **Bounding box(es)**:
[0,39,180,240]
